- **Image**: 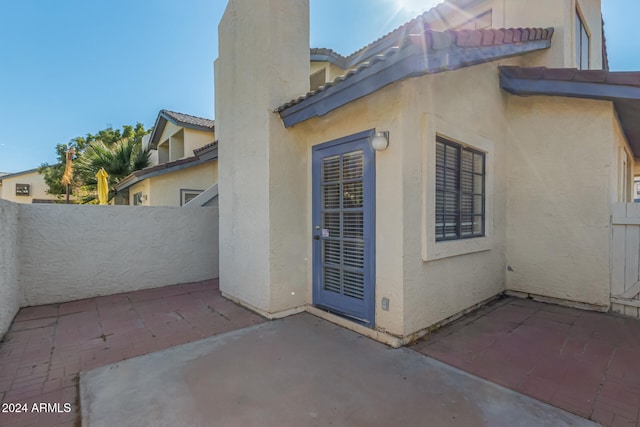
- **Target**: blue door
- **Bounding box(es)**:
[312,130,375,327]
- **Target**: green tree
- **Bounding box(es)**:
[74,136,151,202]
[39,123,149,199]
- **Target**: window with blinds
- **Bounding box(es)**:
[435,136,485,241]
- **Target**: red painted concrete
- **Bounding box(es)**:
[0,279,264,427]
[412,297,640,427]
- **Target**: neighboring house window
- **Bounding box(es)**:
[133,192,143,206]
[575,10,590,69]
[181,189,203,206]
[435,137,485,241]
[15,183,30,196]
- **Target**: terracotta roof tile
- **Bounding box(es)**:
[276,27,553,113]
[193,140,218,155]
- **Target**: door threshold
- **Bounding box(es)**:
[306,305,403,348]
[313,304,371,326]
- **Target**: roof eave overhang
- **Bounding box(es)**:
[279,39,551,128]
[114,157,214,192]
[499,73,640,102]
[499,71,640,157]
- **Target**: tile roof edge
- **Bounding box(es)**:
[276,27,553,114]
[161,110,216,128]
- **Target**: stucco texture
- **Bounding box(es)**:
[506,96,615,307]
[216,0,310,315]
[214,0,618,339]
[0,200,21,337]
[19,204,219,306]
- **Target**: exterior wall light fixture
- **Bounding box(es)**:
[371,131,389,151]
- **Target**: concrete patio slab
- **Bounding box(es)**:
[81,313,595,427]
[0,279,264,427]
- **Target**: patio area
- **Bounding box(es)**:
[412,296,640,427]
[1,283,638,427]
[0,279,264,427]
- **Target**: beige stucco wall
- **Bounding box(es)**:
[286,58,519,336]
[0,200,21,338]
[401,62,512,336]
[286,83,406,335]
[310,61,347,85]
[612,113,634,203]
[184,128,215,156]
[129,180,151,206]
[216,0,310,315]
[506,96,615,307]
[425,0,603,70]
[156,122,214,162]
[147,161,217,207]
[215,0,615,336]
[19,204,219,306]
[0,170,66,204]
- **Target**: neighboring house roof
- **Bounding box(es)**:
[193,140,218,161]
[499,66,640,156]
[278,26,553,127]
[310,48,348,68]
[115,155,215,192]
[0,168,40,182]
[149,110,215,149]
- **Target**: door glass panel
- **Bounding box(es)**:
[323,240,341,266]
[323,184,340,209]
[343,212,363,239]
[343,181,363,208]
[323,211,341,237]
[322,155,340,182]
[343,271,365,300]
[320,149,366,301]
[342,151,363,179]
[324,267,341,294]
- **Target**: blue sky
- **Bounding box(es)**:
[0,0,637,173]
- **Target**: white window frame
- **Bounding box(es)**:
[422,116,493,261]
[180,189,203,206]
[575,6,590,70]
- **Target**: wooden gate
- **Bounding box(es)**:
[611,203,640,318]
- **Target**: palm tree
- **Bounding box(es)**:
[75,137,151,203]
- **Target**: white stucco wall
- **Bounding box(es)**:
[0,200,21,338]
[19,205,219,306]
[506,96,614,307]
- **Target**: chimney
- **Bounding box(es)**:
[215,0,310,314]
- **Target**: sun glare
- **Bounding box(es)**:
[396,0,443,13]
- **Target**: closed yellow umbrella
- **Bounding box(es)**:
[96,168,109,205]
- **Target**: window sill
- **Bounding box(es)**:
[423,236,491,261]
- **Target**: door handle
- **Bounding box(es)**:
[313,235,320,240]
